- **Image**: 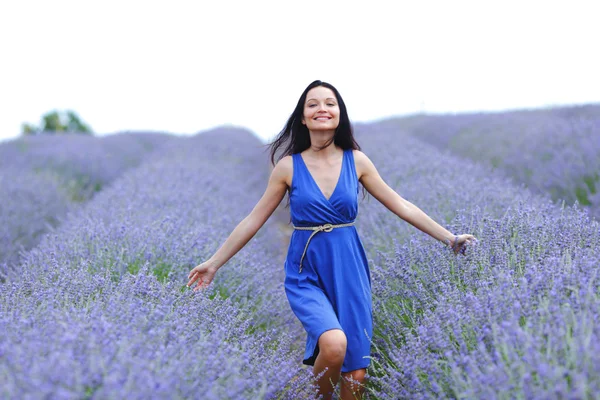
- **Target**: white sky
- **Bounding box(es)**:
[1,0,599,144]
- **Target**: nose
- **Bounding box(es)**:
[314,102,326,111]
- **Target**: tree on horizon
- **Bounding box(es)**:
[21,110,93,136]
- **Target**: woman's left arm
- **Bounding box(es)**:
[354,150,475,252]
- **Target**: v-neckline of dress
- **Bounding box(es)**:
[299,149,345,203]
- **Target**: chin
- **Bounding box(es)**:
[311,124,338,130]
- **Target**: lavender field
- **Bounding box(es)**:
[355,126,600,398]
[365,104,600,220]
[0,132,175,274]
[1,106,600,399]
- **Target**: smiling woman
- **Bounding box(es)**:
[303,91,340,133]
[186,79,476,400]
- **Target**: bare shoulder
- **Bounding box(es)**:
[272,154,293,189]
[351,149,372,181]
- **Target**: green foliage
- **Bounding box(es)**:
[21,123,38,135]
[126,259,173,283]
[583,173,599,194]
[21,110,93,135]
[152,261,172,283]
[575,186,592,206]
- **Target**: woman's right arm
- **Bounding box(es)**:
[187,156,291,290]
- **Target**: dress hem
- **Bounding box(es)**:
[301,327,371,373]
[302,359,372,374]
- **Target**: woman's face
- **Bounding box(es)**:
[301,86,340,132]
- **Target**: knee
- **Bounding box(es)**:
[343,368,367,383]
[318,329,347,364]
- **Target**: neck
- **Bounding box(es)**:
[307,130,338,159]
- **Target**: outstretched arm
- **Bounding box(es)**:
[187,156,291,290]
[354,150,475,252]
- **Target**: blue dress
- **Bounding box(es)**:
[284,148,373,373]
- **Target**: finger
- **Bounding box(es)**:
[187,269,196,279]
[193,280,201,291]
[187,272,197,285]
[187,273,199,287]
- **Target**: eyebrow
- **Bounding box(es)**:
[306,97,337,102]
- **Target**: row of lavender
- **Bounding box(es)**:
[353,124,600,398]
[0,128,316,399]
[369,104,600,219]
[0,133,175,272]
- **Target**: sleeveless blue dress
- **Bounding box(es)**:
[284,148,373,373]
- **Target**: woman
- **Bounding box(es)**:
[187,80,477,399]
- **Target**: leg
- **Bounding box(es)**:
[313,329,347,400]
[340,368,367,400]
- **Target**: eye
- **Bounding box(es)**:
[307,103,336,107]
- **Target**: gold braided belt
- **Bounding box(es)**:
[292,221,356,273]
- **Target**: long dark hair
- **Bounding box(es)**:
[265,80,367,205]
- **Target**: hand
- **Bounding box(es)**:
[187,261,218,291]
[453,234,478,256]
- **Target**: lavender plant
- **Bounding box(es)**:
[370,104,600,219]
[1,262,315,399]
[353,123,553,255]
[365,202,600,399]
[353,124,600,398]
[0,166,71,273]
[0,132,174,271]
[0,132,174,202]
[0,128,318,399]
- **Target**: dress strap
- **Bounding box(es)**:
[292,221,356,273]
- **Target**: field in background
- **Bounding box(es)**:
[362,104,600,219]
